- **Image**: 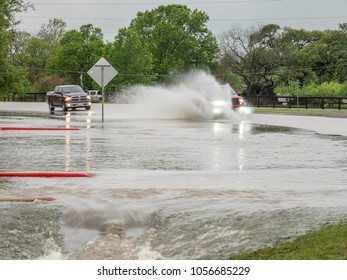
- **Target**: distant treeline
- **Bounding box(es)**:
[2,2,347,99]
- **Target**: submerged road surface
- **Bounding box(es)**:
[1,102,347,259]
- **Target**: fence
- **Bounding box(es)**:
[0,93,46,102]
[244,96,347,110]
[2,93,347,110]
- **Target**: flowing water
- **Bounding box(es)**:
[1,73,347,260]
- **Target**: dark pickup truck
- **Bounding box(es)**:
[46,85,92,112]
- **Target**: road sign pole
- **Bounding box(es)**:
[101,66,104,123]
[296,80,300,110]
[88,57,118,123]
[95,64,110,123]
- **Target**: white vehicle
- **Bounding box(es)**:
[87,90,102,102]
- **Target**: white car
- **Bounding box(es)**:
[87,90,102,102]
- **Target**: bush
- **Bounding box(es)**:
[275,81,347,97]
[33,75,70,92]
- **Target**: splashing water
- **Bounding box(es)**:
[112,72,237,120]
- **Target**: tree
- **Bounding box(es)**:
[37,18,66,45]
[9,30,32,67]
[0,0,33,98]
[128,4,219,81]
[24,37,51,83]
[104,28,155,92]
[273,28,323,86]
[33,75,69,93]
[219,24,277,95]
[310,29,347,83]
[47,24,104,89]
[219,24,325,95]
[9,19,67,89]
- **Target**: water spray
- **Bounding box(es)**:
[111,72,240,120]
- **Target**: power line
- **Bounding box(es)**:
[211,16,347,22]
[16,15,347,22]
[31,0,284,6]
[17,16,131,21]
[16,62,347,78]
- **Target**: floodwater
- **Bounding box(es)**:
[1,75,347,260]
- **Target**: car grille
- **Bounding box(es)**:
[71,96,88,102]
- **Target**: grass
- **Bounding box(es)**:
[252,107,347,118]
[228,221,347,260]
[230,107,347,260]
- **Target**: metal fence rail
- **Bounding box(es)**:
[0,93,46,102]
[2,93,347,111]
[244,96,347,110]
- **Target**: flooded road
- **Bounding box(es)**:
[1,100,347,260]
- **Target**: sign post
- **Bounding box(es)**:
[88,57,118,123]
[295,80,300,110]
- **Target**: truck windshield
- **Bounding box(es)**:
[62,86,84,93]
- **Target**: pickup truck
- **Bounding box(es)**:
[46,85,92,112]
[87,90,102,102]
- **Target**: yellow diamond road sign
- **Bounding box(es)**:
[88,57,118,87]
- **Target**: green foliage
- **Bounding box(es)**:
[214,68,244,92]
[229,221,347,260]
[9,19,67,92]
[4,3,347,99]
[37,18,66,44]
[33,75,69,93]
[24,37,51,83]
[47,24,104,89]
[104,28,155,92]
[0,0,32,98]
[220,23,347,96]
[274,81,347,97]
[128,4,219,81]
[274,81,298,96]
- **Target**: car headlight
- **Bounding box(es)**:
[86,96,91,101]
[211,100,228,107]
[212,108,222,115]
[64,97,71,101]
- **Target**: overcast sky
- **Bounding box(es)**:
[16,0,347,42]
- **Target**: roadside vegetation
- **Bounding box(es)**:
[253,107,347,117]
[2,1,347,101]
[229,221,347,260]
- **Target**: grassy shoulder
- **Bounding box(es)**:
[229,221,347,260]
[253,107,347,118]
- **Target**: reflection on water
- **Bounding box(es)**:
[61,111,93,171]
[231,121,250,171]
[212,122,222,171]
[85,133,92,171]
[86,110,92,129]
[65,112,71,128]
[238,147,245,171]
[65,132,71,172]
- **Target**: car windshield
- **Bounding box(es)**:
[62,86,84,93]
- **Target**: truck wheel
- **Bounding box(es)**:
[48,100,54,112]
[62,102,68,111]
[85,106,91,111]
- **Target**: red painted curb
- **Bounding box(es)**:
[0,127,80,131]
[0,196,56,202]
[0,172,92,178]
